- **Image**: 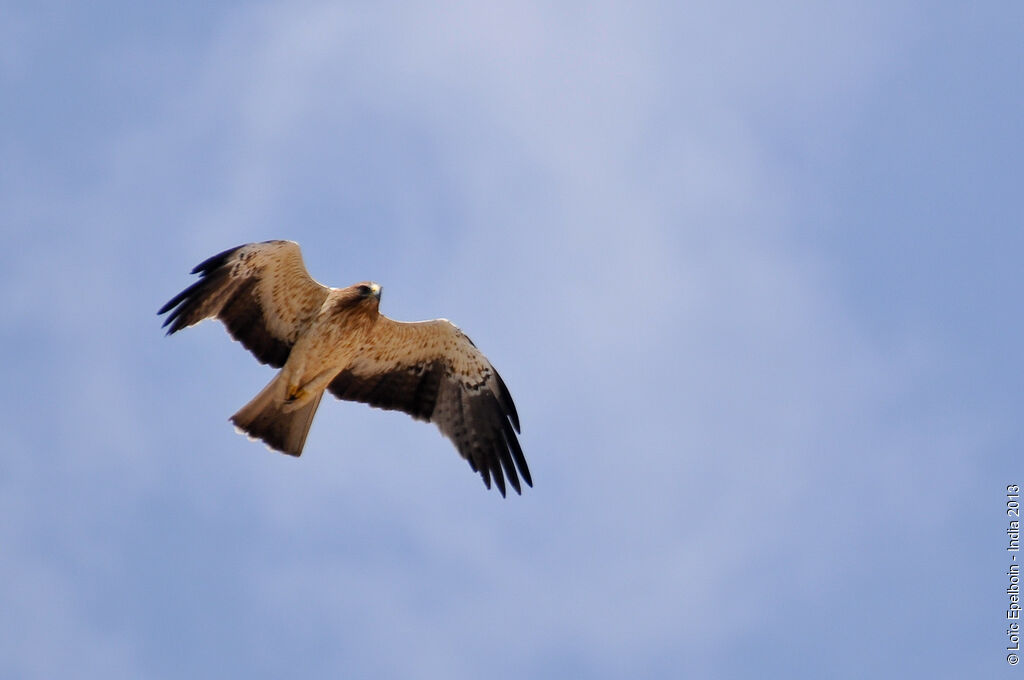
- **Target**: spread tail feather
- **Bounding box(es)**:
[231,374,324,456]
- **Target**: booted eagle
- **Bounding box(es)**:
[158,240,530,496]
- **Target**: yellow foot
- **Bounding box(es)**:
[286,386,307,403]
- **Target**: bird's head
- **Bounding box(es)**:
[349,281,381,308]
[332,281,382,318]
[356,282,381,301]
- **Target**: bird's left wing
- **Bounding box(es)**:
[158,240,330,367]
[327,318,530,496]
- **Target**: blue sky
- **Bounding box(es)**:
[1,1,1021,677]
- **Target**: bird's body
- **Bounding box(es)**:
[159,240,530,496]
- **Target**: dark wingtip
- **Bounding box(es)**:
[190,244,245,275]
[157,285,192,318]
[493,370,521,433]
[508,434,531,489]
[494,430,521,495]
[474,456,507,497]
[157,287,194,334]
[508,479,521,495]
[158,247,242,334]
[462,391,529,497]
[491,460,507,497]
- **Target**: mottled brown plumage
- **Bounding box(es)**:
[158,240,530,496]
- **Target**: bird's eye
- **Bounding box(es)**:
[357,285,371,296]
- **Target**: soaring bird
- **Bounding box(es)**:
[158,240,530,496]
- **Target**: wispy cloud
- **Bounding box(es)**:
[0,1,1003,677]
